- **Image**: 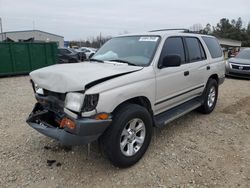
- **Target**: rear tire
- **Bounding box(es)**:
[99,104,152,168]
[198,79,218,114]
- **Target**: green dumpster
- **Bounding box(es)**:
[0,42,57,76]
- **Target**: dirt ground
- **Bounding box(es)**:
[0,76,249,188]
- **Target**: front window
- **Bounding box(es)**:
[92,36,160,66]
[236,49,250,60]
[58,49,71,54]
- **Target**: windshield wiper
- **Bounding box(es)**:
[108,59,137,66]
[89,58,104,63]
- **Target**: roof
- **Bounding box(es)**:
[118,29,214,38]
[0,30,64,38]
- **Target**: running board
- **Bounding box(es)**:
[154,97,202,128]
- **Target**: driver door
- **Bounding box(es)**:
[154,37,194,115]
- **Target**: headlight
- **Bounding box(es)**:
[65,92,85,112]
[34,83,44,95]
[82,94,99,112]
[36,88,44,95]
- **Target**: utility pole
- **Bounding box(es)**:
[32,20,35,41]
[33,20,35,30]
[0,17,3,41]
[99,32,102,48]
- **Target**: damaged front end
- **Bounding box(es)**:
[26,81,111,146]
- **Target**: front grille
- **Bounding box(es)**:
[36,90,66,114]
[43,90,66,101]
[231,64,250,71]
[29,103,61,128]
[229,72,250,78]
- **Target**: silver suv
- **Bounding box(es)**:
[27,29,225,167]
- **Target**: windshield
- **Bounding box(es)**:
[236,49,250,60]
[92,36,160,66]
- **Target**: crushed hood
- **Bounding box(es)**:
[30,62,143,93]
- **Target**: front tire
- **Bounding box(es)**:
[198,79,218,114]
[100,104,153,168]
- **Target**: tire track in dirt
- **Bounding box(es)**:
[221,96,250,116]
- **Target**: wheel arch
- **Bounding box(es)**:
[208,74,219,83]
[112,96,153,116]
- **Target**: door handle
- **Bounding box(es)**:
[184,71,189,76]
[207,66,210,70]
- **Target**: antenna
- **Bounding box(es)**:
[33,20,35,30]
[149,28,190,33]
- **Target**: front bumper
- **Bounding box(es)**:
[26,103,111,145]
[226,64,250,78]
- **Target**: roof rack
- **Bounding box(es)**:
[149,28,190,33]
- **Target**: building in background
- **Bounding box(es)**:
[0,30,64,47]
[218,38,242,58]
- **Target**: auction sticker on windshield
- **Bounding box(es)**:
[139,37,158,42]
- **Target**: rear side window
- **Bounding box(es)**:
[161,37,185,63]
[202,36,222,58]
[185,37,206,62]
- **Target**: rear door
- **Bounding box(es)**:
[201,36,225,79]
[183,37,209,95]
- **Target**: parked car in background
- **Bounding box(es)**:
[78,47,97,59]
[73,49,87,61]
[57,48,86,63]
[226,48,250,78]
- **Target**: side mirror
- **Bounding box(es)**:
[160,55,181,68]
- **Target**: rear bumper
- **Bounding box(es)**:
[26,103,111,145]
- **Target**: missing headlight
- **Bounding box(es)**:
[30,80,44,95]
[82,94,99,112]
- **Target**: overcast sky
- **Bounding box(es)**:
[0,0,250,40]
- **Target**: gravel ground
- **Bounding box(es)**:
[0,76,250,188]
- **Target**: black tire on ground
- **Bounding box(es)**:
[197,78,218,114]
[99,103,153,168]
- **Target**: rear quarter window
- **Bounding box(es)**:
[202,37,222,58]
